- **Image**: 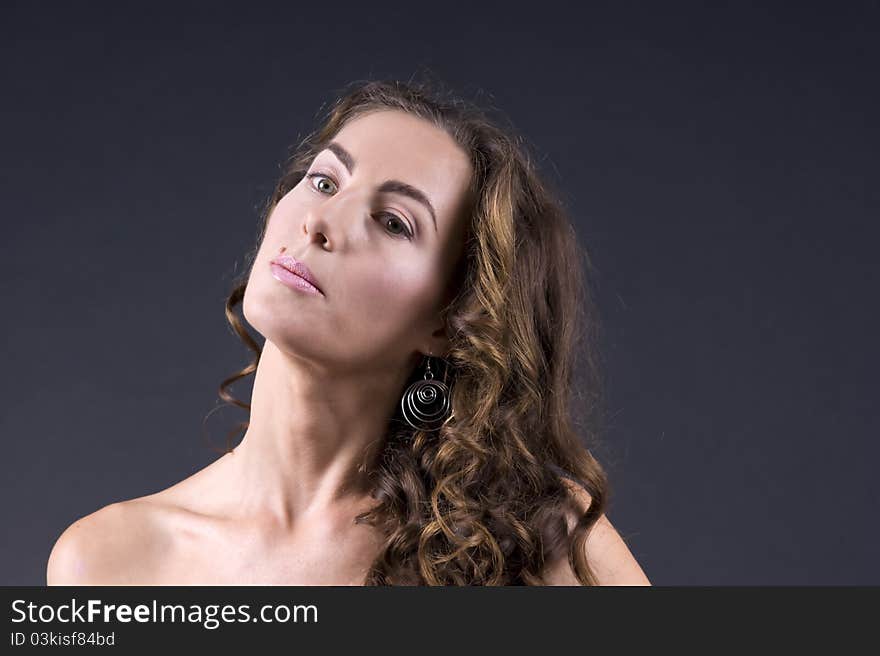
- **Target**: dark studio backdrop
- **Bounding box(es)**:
[1,1,877,586]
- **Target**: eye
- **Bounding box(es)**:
[376,212,413,239]
[306,171,337,195]
[304,172,414,240]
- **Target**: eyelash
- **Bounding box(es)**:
[304,172,414,241]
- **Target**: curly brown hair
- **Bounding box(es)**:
[212,76,611,585]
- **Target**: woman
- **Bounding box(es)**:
[47,78,651,586]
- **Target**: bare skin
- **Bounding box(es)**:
[48,108,475,585]
[46,109,651,586]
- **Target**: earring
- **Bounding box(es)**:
[401,354,453,431]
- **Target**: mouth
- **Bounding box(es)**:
[269,254,324,295]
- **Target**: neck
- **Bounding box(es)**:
[222,339,414,530]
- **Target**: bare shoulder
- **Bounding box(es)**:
[46,455,231,586]
[46,498,169,585]
[541,477,652,586]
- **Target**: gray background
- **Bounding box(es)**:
[2,1,877,585]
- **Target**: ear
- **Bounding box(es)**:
[422,323,451,360]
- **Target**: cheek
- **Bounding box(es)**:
[342,259,438,330]
[265,193,300,234]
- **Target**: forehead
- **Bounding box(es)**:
[320,109,473,232]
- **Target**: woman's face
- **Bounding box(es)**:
[243,109,474,373]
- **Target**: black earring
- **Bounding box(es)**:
[401,355,453,431]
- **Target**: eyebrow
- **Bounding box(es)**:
[323,141,438,233]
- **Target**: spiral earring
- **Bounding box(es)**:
[400,354,453,431]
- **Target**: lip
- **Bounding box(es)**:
[270,263,324,297]
[269,255,324,297]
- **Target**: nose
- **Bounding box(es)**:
[302,187,365,250]
[303,213,329,248]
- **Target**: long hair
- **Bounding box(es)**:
[213,76,610,585]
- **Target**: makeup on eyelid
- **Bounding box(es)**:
[305,169,416,239]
